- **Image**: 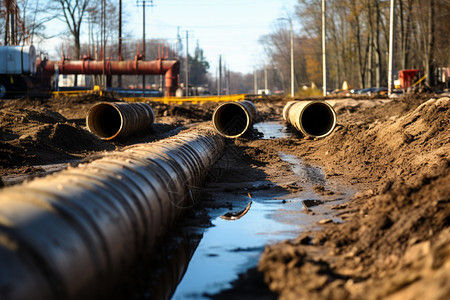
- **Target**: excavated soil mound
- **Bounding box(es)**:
[0,95,216,179]
[257,97,450,300]
[0,106,114,174]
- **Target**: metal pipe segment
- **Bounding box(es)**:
[86,102,154,140]
[283,100,337,138]
[0,127,224,300]
[212,100,258,138]
[39,59,180,96]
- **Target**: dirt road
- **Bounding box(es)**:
[0,93,449,299]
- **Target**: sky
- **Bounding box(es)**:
[39,0,298,75]
[125,0,298,74]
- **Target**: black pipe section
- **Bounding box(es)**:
[283,100,337,138]
[212,100,258,138]
[86,102,154,140]
[0,127,224,300]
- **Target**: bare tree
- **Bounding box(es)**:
[50,0,92,59]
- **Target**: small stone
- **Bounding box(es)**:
[19,134,32,140]
[318,218,333,224]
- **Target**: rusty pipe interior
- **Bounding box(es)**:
[212,100,258,138]
[86,102,154,140]
[283,100,337,138]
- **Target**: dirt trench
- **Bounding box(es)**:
[0,93,449,299]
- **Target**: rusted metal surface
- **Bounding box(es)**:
[86,102,154,140]
[212,100,258,138]
[38,58,180,96]
[0,127,224,300]
[283,100,337,138]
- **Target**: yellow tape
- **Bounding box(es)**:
[125,94,247,103]
[50,90,247,103]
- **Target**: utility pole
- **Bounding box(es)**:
[118,0,122,87]
[142,0,146,96]
[185,31,189,96]
[278,17,295,97]
[225,65,230,95]
[388,0,396,96]
[102,0,106,88]
[136,0,153,96]
[322,0,327,96]
[289,18,294,97]
[218,55,222,96]
[264,65,268,93]
[254,68,257,94]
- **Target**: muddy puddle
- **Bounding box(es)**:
[171,130,354,299]
[253,121,292,139]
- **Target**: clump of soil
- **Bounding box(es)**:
[0,104,115,176]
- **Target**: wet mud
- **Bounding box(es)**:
[0,93,449,300]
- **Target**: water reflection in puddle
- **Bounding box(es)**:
[172,198,303,299]
[253,121,292,139]
[171,151,354,299]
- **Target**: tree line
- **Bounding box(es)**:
[260,0,450,93]
[1,0,449,94]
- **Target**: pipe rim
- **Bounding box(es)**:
[212,102,251,138]
[86,103,124,140]
[298,101,337,138]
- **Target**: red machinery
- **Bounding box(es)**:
[398,69,419,89]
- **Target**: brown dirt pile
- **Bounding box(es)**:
[0,99,114,177]
[257,97,450,300]
[0,95,219,180]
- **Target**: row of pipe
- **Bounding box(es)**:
[0,128,224,300]
[84,100,337,141]
[212,100,337,138]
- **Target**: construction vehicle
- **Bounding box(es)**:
[0,45,37,98]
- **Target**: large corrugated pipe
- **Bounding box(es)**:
[0,127,224,300]
[86,102,154,140]
[212,100,258,138]
[283,100,337,138]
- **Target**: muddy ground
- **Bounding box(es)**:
[0,92,449,299]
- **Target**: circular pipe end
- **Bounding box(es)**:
[212,102,251,138]
[86,103,123,140]
[299,101,337,138]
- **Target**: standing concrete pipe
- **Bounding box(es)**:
[86,102,154,140]
[0,127,224,300]
[212,100,258,138]
[283,100,337,138]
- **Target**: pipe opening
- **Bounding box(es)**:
[87,104,122,140]
[301,103,336,137]
[213,103,249,138]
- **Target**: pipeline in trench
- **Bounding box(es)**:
[0,111,344,299]
[0,126,224,300]
[114,121,351,299]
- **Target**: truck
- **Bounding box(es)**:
[0,45,37,99]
